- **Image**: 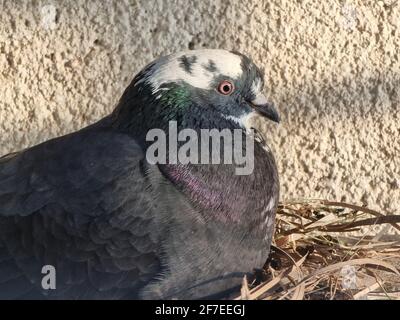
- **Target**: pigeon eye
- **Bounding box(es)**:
[217,80,234,95]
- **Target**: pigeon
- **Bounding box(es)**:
[0,49,280,299]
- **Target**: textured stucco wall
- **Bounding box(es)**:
[1,0,399,214]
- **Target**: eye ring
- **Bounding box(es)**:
[217,80,234,95]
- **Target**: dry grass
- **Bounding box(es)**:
[237,200,400,300]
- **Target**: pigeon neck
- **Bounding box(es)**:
[111,82,246,145]
[158,141,279,227]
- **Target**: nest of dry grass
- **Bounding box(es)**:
[237,200,400,300]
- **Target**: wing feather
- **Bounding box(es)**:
[0,123,163,299]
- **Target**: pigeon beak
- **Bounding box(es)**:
[249,93,280,124]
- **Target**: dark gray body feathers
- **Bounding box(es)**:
[0,119,163,299]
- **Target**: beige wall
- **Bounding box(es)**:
[1,0,399,213]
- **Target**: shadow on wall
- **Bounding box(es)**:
[257,72,400,214]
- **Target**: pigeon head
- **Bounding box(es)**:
[113,49,279,136]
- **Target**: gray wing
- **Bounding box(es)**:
[0,123,164,299]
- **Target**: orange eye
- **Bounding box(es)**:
[217,80,234,95]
